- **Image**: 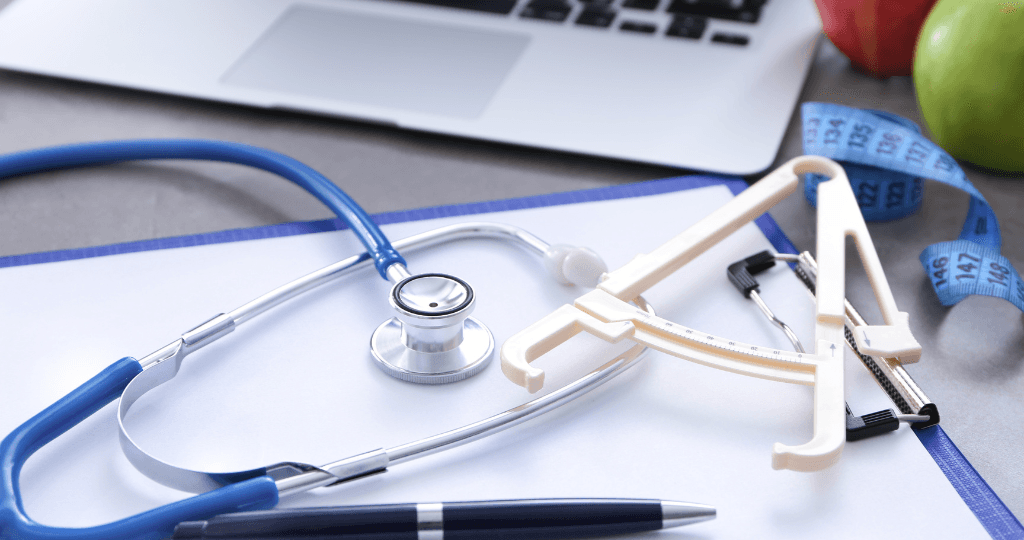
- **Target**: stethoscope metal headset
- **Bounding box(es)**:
[0,139,645,540]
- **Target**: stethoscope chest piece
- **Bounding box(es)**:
[371,273,494,384]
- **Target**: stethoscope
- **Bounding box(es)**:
[0,139,649,540]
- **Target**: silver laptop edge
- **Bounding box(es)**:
[0,0,821,174]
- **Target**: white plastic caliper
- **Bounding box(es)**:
[501,156,921,472]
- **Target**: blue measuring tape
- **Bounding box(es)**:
[801,102,1023,312]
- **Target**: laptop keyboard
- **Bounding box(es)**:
[386,0,766,44]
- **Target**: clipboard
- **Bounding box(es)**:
[0,175,1019,539]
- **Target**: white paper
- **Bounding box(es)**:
[0,184,987,538]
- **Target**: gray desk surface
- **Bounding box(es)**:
[0,9,1021,521]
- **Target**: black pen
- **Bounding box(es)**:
[171,498,715,539]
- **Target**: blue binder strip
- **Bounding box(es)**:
[0,176,772,268]
[917,427,1023,540]
[0,175,1016,537]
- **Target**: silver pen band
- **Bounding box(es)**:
[417,503,444,540]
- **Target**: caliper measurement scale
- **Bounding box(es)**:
[574,291,825,385]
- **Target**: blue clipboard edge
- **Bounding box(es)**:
[1,175,1019,537]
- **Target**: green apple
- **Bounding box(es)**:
[913,1,1024,173]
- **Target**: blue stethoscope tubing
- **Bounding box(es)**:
[1,358,278,540]
[0,139,405,278]
[0,139,400,540]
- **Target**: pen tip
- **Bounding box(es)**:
[661,501,717,528]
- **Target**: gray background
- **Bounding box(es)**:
[0,0,1021,521]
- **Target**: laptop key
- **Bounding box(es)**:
[620,20,658,34]
[622,0,660,10]
[521,0,573,22]
[576,7,617,28]
[665,14,707,39]
[389,0,518,15]
[667,0,765,23]
[711,32,749,45]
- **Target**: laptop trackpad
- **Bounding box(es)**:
[222,6,529,119]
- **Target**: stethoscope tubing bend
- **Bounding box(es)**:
[0,358,279,540]
[0,139,404,278]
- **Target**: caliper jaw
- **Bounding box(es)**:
[500,304,636,394]
[851,312,921,363]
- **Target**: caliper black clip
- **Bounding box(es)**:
[727,250,924,442]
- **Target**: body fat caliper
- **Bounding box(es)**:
[500,156,923,472]
[727,250,938,441]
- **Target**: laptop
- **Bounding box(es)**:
[0,0,820,174]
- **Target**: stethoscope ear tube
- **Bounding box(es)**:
[0,139,405,279]
[1,358,143,522]
[0,357,280,540]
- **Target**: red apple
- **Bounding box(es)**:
[814,0,939,77]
